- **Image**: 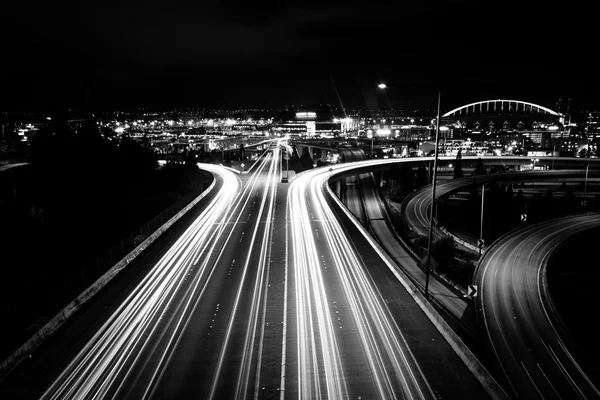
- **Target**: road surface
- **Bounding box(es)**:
[3,145,288,399]
[287,165,493,399]
[475,213,600,399]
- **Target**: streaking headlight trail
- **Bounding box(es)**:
[288,166,433,399]
[40,164,240,400]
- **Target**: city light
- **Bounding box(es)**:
[377,83,387,89]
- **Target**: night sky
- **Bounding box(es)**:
[2,0,597,112]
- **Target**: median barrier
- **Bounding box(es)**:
[0,174,217,380]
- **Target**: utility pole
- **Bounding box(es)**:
[425,90,442,299]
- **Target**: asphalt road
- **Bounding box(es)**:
[354,172,472,331]
[401,170,600,248]
[1,145,287,399]
[288,165,492,399]
[475,213,600,399]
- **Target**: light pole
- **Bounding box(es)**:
[479,181,488,257]
[371,136,374,158]
[584,164,590,207]
[425,90,442,299]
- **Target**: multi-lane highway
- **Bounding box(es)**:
[288,164,496,399]
[475,213,600,399]
[1,153,505,400]
[10,145,286,399]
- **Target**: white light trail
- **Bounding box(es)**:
[289,164,432,399]
[39,149,286,400]
[40,163,241,399]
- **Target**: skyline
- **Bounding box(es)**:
[2,1,598,112]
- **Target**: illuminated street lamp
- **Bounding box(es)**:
[425,91,442,299]
[378,83,387,89]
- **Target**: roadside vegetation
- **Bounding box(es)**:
[0,118,212,359]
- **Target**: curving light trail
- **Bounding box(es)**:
[289,164,434,399]
[40,145,284,399]
[476,213,600,399]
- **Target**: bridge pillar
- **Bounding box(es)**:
[333,179,341,199]
[428,161,433,184]
[374,171,383,187]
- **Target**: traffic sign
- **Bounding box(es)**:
[477,239,484,248]
[467,285,478,298]
[240,163,245,169]
[582,200,587,207]
[521,213,527,222]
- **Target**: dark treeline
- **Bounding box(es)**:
[0,117,210,357]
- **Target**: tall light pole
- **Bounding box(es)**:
[584,164,590,207]
[425,90,442,299]
[479,181,488,257]
[371,136,374,158]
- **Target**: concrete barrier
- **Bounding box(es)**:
[0,176,216,379]
[438,224,484,254]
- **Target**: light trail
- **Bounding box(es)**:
[289,164,433,399]
[39,163,241,399]
[477,213,600,399]
[39,145,284,400]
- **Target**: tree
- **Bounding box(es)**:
[453,149,464,179]
[431,236,456,272]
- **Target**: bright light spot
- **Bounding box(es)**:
[377,83,387,89]
[296,112,316,119]
[376,129,391,136]
[115,127,125,134]
[440,126,449,132]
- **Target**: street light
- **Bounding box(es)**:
[584,164,590,207]
[479,181,488,257]
[425,90,442,299]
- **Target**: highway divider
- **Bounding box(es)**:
[0,173,216,380]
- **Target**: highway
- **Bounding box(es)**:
[351,170,472,331]
[0,154,518,400]
[401,170,600,246]
[475,213,600,399]
[288,164,493,399]
[32,145,287,399]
